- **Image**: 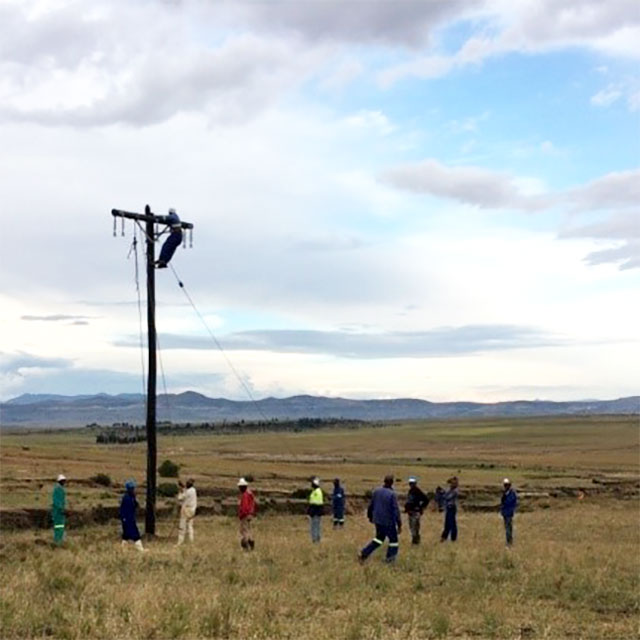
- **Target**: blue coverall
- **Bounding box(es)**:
[360,486,402,562]
[120,490,141,541]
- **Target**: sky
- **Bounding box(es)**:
[1,0,639,403]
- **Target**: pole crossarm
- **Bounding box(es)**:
[111,208,194,230]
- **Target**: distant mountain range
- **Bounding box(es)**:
[1,392,638,428]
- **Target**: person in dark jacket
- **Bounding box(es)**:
[500,478,518,547]
[359,475,402,563]
[405,477,429,544]
[155,208,183,268]
[120,480,146,551]
[332,478,346,529]
[440,476,459,542]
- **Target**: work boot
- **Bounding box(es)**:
[155,260,167,269]
[248,539,255,551]
[240,539,248,550]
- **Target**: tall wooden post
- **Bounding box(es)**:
[144,204,157,535]
[111,205,193,538]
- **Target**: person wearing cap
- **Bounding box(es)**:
[359,475,402,563]
[500,478,518,547]
[237,478,256,550]
[120,480,145,551]
[155,208,183,268]
[405,477,429,545]
[51,474,67,545]
[332,478,346,529]
[176,478,197,545]
[440,476,459,543]
[307,477,324,543]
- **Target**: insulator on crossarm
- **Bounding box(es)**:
[113,216,117,237]
[182,232,187,248]
[189,228,193,248]
[121,218,125,237]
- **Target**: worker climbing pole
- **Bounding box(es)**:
[111,205,194,535]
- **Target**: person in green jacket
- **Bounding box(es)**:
[52,474,67,545]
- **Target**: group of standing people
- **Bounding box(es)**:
[50,473,517,558]
[305,474,518,563]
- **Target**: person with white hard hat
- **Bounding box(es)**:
[237,478,256,550]
[176,478,197,545]
[500,478,518,547]
[405,477,429,545]
[155,207,183,268]
[51,474,67,545]
[307,477,324,543]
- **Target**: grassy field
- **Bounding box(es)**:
[1,416,639,638]
[1,505,638,639]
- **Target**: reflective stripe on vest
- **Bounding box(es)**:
[54,524,65,529]
[309,488,323,505]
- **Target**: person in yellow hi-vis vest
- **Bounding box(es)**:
[307,477,324,543]
[51,474,67,545]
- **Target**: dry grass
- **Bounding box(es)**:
[1,416,638,509]
[1,416,639,638]
[1,502,638,639]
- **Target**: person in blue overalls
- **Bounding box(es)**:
[155,208,183,268]
[359,475,402,564]
[120,480,146,551]
[332,478,346,529]
[440,476,459,543]
[500,478,518,547]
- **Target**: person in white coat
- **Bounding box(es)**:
[176,478,197,545]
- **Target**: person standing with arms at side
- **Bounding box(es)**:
[405,477,429,545]
[359,475,402,564]
[237,477,256,550]
[500,478,518,547]
[332,478,346,529]
[51,474,67,546]
[120,480,146,552]
[176,478,197,545]
[308,477,324,543]
[440,476,459,543]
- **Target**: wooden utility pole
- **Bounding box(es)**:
[111,205,193,535]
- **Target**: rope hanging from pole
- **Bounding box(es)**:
[168,263,269,422]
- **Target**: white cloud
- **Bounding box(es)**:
[590,86,623,107]
[383,160,640,269]
[380,0,640,85]
[381,159,548,210]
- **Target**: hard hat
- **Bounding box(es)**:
[311,477,320,487]
[408,477,417,483]
[125,479,137,490]
[169,207,176,214]
[237,478,248,487]
[503,478,511,484]
[57,474,66,482]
